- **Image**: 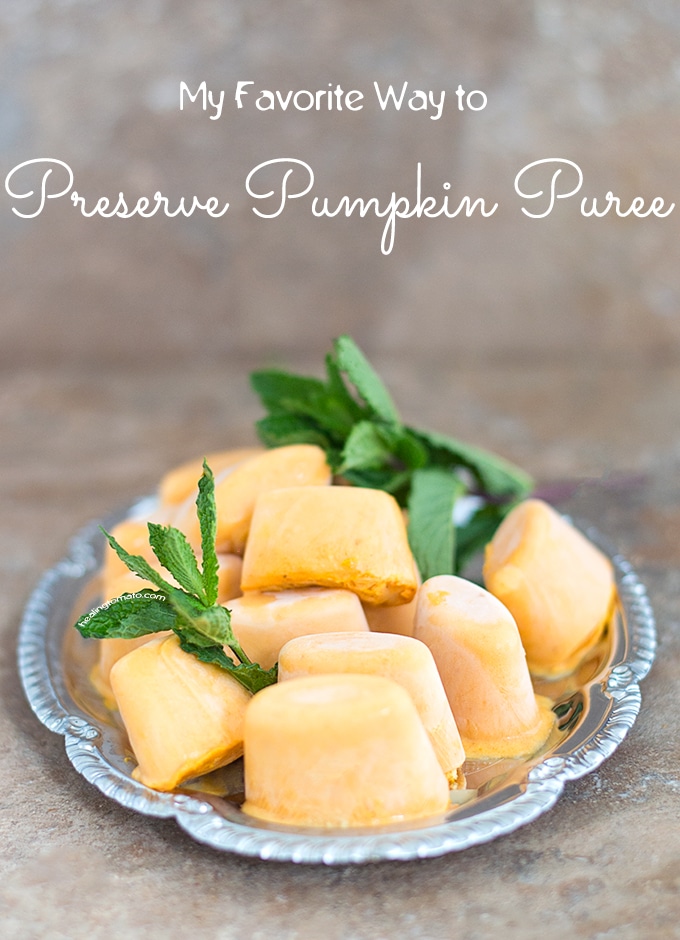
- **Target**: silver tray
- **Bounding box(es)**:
[17,500,657,865]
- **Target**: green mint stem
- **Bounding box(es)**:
[228,636,253,666]
[81,460,276,694]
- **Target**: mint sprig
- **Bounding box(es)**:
[197,464,219,606]
[407,468,465,581]
[333,334,401,425]
[147,523,207,601]
[75,460,277,694]
[250,335,533,576]
[75,591,177,639]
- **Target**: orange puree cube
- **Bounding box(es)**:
[278,632,465,786]
[173,444,331,554]
[217,553,243,603]
[242,674,451,827]
[158,448,263,506]
[363,595,417,636]
[110,634,250,791]
[415,575,554,760]
[102,520,154,589]
[94,634,154,704]
[227,588,368,670]
[92,570,169,701]
[483,499,615,677]
[241,486,418,606]
[363,566,420,636]
[102,569,158,603]
[94,553,241,699]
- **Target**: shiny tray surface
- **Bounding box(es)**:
[18,501,656,864]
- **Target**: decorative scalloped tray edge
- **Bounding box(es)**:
[18,507,656,864]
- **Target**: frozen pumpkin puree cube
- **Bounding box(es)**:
[241,486,418,606]
[362,593,417,636]
[363,565,420,636]
[92,570,171,702]
[414,575,554,760]
[102,520,156,589]
[242,673,451,827]
[158,447,264,506]
[172,443,331,554]
[93,555,241,700]
[110,634,250,792]
[102,570,159,604]
[483,499,616,678]
[216,553,243,604]
[278,632,465,786]
[95,633,158,704]
[227,588,369,671]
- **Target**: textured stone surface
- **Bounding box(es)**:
[1,362,678,939]
[1,2,680,937]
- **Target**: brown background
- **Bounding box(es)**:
[1,3,679,937]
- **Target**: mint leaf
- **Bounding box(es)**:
[410,426,533,498]
[249,369,329,413]
[339,421,396,473]
[251,369,355,440]
[76,592,177,640]
[101,528,178,595]
[147,523,206,603]
[407,467,465,579]
[227,661,278,694]
[177,638,278,694]
[325,353,365,424]
[254,414,331,450]
[250,336,534,571]
[333,335,401,425]
[188,605,233,648]
[197,461,219,606]
[101,526,207,622]
[176,635,239,668]
[340,467,412,497]
[454,502,516,575]
[188,605,253,665]
[391,428,429,470]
